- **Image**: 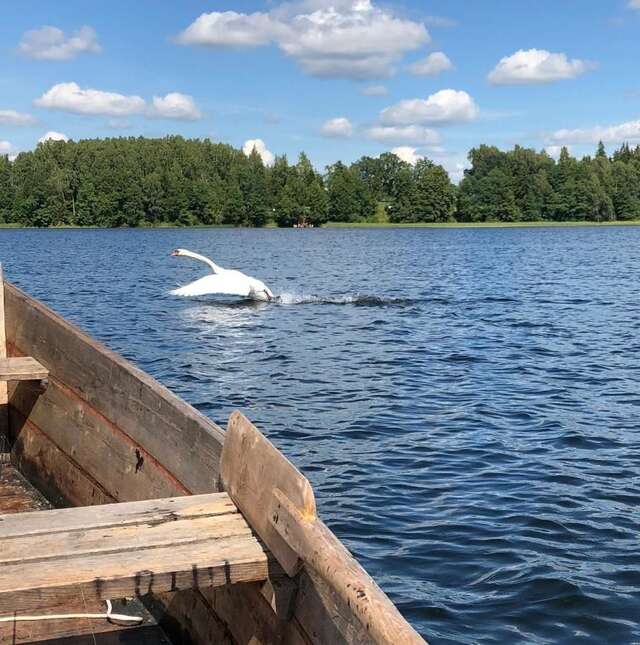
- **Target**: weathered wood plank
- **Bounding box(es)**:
[145,590,235,645]
[221,410,316,577]
[9,409,115,508]
[0,536,273,616]
[0,265,7,442]
[0,465,50,515]
[0,491,235,539]
[8,379,187,502]
[271,489,425,645]
[0,597,170,645]
[0,494,278,616]
[0,357,48,382]
[4,283,226,494]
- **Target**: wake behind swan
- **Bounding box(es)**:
[170,249,274,302]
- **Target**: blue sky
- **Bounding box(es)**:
[1,0,639,180]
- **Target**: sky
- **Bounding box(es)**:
[1,0,639,181]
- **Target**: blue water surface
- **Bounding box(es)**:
[1,226,639,644]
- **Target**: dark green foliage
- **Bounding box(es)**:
[457,142,640,222]
[2,137,640,226]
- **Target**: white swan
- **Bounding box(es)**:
[170,249,274,302]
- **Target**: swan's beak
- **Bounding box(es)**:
[170,249,180,257]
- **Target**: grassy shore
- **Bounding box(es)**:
[2,220,640,230]
[323,220,640,229]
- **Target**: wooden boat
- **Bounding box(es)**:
[0,266,426,645]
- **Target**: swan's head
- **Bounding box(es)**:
[171,248,188,257]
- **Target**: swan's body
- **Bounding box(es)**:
[170,249,274,302]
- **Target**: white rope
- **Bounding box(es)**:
[0,599,143,625]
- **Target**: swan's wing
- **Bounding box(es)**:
[170,274,252,297]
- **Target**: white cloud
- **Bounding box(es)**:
[365,124,441,145]
[176,1,430,79]
[408,51,453,76]
[35,83,199,121]
[544,145,571,159]
[488,49,592,85]
[0,110,37,126]
[36,82,146,117]
[0,141,12,155]
[151,93,202,120]
[391,146,422,164]
[175,12,280,48]
[360,84,388,96]
[380,89,479,126]
[18,25,100,61]
[38,131,68,144]
[548,119,640,145]
[628,0,640,8]
[243,138,275,165]
[320,117,353,138]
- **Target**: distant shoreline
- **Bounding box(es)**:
[322,220,640,229]
[2,220,640,231]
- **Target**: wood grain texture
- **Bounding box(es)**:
[0,357,48,382]
[9,379,186,502]
[0,597,170,645]
[0,465,50,515]
[0,493,276,616]
[4,282,226,495]
[221,411,316,577]
[0,265,7,442]
[271,490,426,645]
[9,408,115,508]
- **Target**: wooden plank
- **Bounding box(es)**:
[271,489,426,645]
[0,465,50,515]
[4,283,226,494]
[220,410,316,577]
[0,494,276,616]
[0,536,272,615]
[0,491,235,539]
[0,357,48,382]
[9,409,115,508]
[0,597,169,645]
[144,590,235,645]
[0,265,7,443]
[9,379,187,502]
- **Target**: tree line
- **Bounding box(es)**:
[1,136,639,227]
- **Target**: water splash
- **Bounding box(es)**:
[276,293,416,306]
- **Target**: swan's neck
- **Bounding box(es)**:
[182,251,222,273]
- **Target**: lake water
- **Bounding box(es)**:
[1,226,639,644]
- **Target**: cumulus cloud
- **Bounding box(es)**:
[0,141,12,154]
[35,83,201,121]
[18,25,100,61]
[0,110,37,126]
[176,1,430,79]
[365,124,441,145]
[548,119,640,145]
[38,131,68,144]
[36,82,145,116]
[380,89,479,126]
[320,117,353,138]
[150,93,202,120]
[360,84,388,96]
[408,51,453,76]
[488,49,592,85]
[243,138,275,165]
[390,146,423,164]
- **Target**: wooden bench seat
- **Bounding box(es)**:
[0,493,275,617]
[0,357,48,382]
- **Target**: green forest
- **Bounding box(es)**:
[1,136,640,227]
